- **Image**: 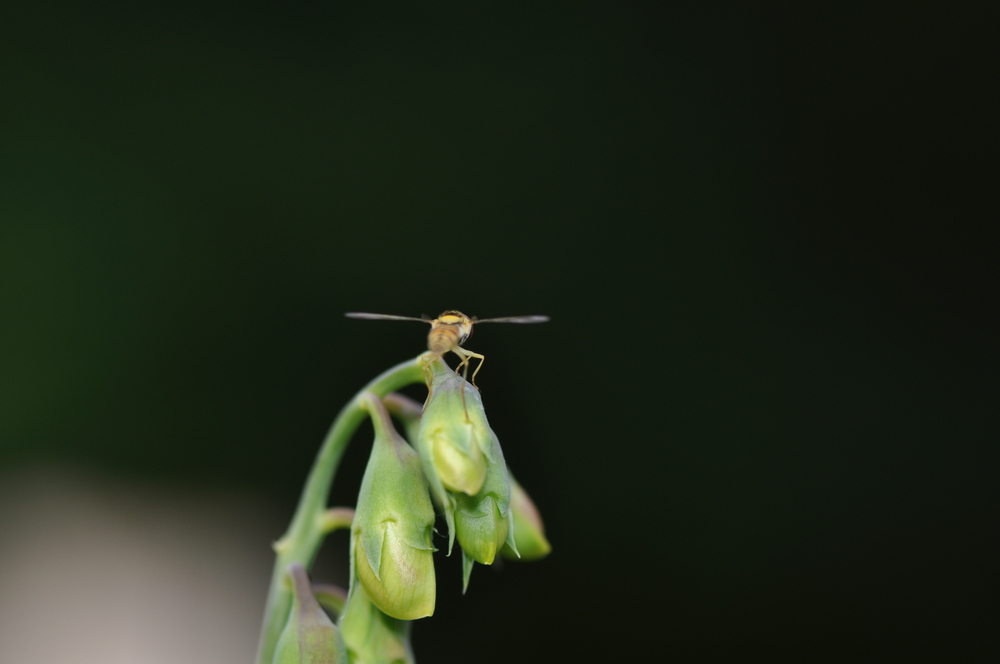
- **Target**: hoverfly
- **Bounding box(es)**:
[345,310,549,387]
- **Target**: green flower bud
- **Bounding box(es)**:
[353,394,437,621]
[418,359,494,497]
[416,360,505,557]
[500,475,552,561]
[339,581,415,664]
[413,361,516,590]
[453,431,516,591]
[272,563,347,664]
[454,432,512,567]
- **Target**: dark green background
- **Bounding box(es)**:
[2,3,996,661]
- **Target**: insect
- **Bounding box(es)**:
[345,310,549,387]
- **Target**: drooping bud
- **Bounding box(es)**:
[339,581,415,664]
[417,359,493,496]
[352,394,436,621]
[272,563,347,664]
[454,431,513,567]
[416,360,501,554]
[500,475,552,561]
[453,431,515,591]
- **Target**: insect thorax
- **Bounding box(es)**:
[429,311,473,352]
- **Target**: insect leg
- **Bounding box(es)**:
[451,348,485,421]
[452,347,486,388]
[468,351,486,388]
[421,352,440,392]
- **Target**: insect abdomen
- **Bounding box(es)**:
[428,326,460,355]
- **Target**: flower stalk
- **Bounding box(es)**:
[256,356,426,664]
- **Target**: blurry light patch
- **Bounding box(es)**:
[0,467,300,664]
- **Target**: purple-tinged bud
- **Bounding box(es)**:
[272,563,347,664]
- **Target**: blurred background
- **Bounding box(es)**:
[1,3,996,662]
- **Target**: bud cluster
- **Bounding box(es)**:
[270,357,551,664]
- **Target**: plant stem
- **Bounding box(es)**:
[255,354,426,664]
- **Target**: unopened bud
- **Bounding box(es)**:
[454,432,513,567]
[353,395,436,620]
[418,360,494,496]
[339,582,415,664]
[500,475,551,561]
[272,563,347,664]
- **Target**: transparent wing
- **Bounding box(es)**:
[344,312,430,323]
[473,315,550,324]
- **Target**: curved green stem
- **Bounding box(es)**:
[383,392,424,444]
[255,355,426,664]
[319,507,356,534]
